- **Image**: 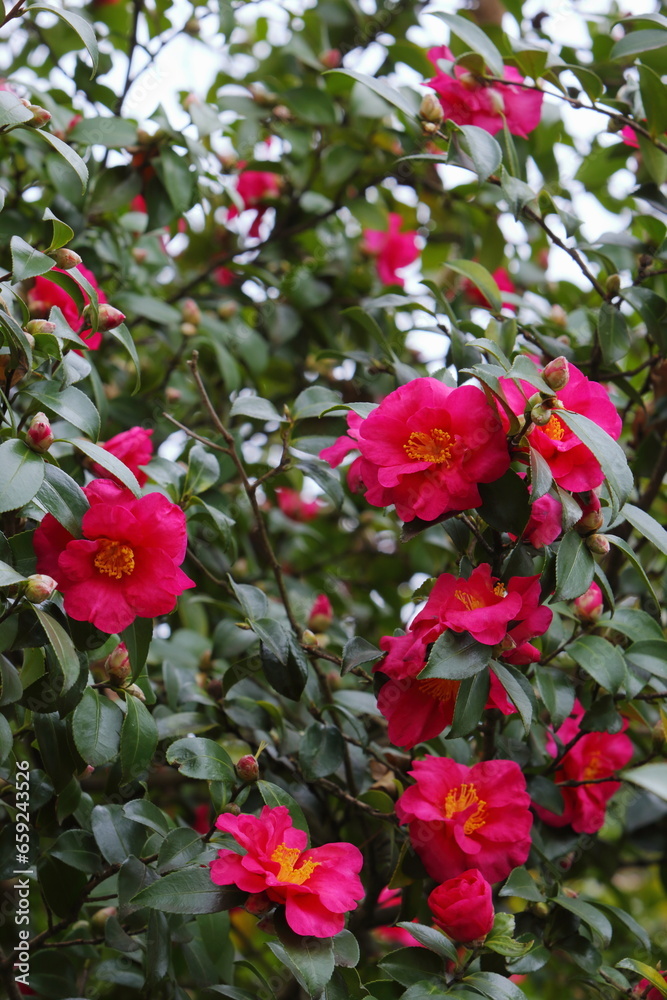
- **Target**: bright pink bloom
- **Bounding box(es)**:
[356,377,510,522]
[523,491,562,547]
[635,973,667,999]
[534,700,633,835]
[426,46,543,138]
[210,805,364,937]
[574,582,604,622]
[428,869,494,942]
[500,362,622,492]
[213,267,235,286]
[319,411,365,492]
[373,887,421,947]
[130,194,148,213]
[91,427,154,487]
[33,479,195,634]
[275,487,323,521]
[464,267,516,311]
[27,265,108,350]
[396,756,533,883]
[308,594,333,631]
[228,166,281,238]
[362,213,420,287]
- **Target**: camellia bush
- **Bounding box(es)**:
[3,0,667,997]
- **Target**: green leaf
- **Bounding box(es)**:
[229,395,283,422]
[529,448,553,501]
[0,90,33,128]
[617,960,667,997]
[157,828,208,873]
[131,866,244,914]
[464,971,527,999]
[598,302,629,364]
[638,63,667,137]
[396,923,458,962]
[432,12,505,75]
[327,69,418,118]
[185,444,220,495]
[456,124,502,182]
[33,463,88,537]
[420,631,492,681]
[50,828,103,873]
[229,578,269,620]
[91,803,146,864]
[32,607,81,695]
[268,938,335,998]
[611,28,667,60]
[554,531,595,600]
[121,616,153,680]
[449,670,490,737]
[300,723,345,779]
[0,440,44,513]
[72,688,123,766]
[69,116,138,147]
[166,737,235,781]
[0,713,14,765]
[123,799,171,837]
[261,635,309,701]
[622,503,667,556]
[70,437,140,495]
[108,323,141,394]
[568,635,626,693]
[447,259,502,311]
[0,308,33,368]
[490,660,536,733]
[477,469,530,535]
[606,534,661,610]
[23,384,100,441]
[120,693,158,785]
[625,640,667,681]
[0,560,26,587]
[43,207,74,253]
[27,3,99,75]
[257,780,309,836]
[499,867,545,903]
[10,235,54,282]
[341,636,383,674]
[332,930,360,969]
[32,129,89,190]
[621,762,667,802]
[554,893,612,946]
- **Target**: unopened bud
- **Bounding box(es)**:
[91,907,116,930]
[543,356,570,391]
[165,387,181,403]
[586,533,610,556]
[180,322,198,337]
[422,121,439,135]
[181,298,201,326]
[576,509,604,533]
[272,104,293,122]
[320,48,342,69]
[183,16,199,34]
[245,891,273,916]
[26,412,54,453]
[551,305,568,327]
[206,678,223,701]
[50,247,82,270]
[419,93,444,125]
[302,628,318,645]
[308,594,333,632]
[83,303,126,332]
[530,402,553,426]
[248,84,276,106]
[126,683,146,701]
[574,582,603,622]
[23,103,51,127]
[605,274,621,296]
[132,247,148,263]
[236,754,260,782]
[607,118,624,134]
[25,319,56,337]
[24,574,57,603]
[105,642,131,685]
[217,301,238,319]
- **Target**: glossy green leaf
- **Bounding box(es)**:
[131,866,244,913]
[23,384,100,441]
[120,693,158,784]
[420,630,492,681]
[166,737,235,781]
[554,531,595,600]
[0,440,45,514]
[10,235,54,281]
[72,688,124,766]
[71,437,140,495]
[27,3,99,75]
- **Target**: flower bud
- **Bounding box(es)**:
[586,533,610,556]
[50,247,82,270]
[217,301,238,319]
[83,303,126,332]
[576,509,603,533]
[308,594,333,632]
[91,906,117,931]
[126,683,146,701]
[419,93,444,125]
[236,754,260,782]
[320,48,342,69]
[105,642,131,685]
[245,891,273,916]
[181,298,201,326]
[272,104,293,122]
[23,331,35,349]
[26,412,54,453]
[543,356,569,391]
[573,582,603,622]
[24,574,58,603]
[180,322,198,337]
[23,103,51,127]
[605,273,621,296]
[165,387,181,403]
[428,870,494,943]
[530,402,553,426]
[24,319,56,337]
[132,247,148,263]
[206,678,223,702]
[302,628,318,645]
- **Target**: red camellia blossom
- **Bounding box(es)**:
[534,700,633,834]
[26,265,108,350]
[396,756,533,882]
[228,165,281,238]
[426,46,543,138]
[210,805,364,937]
[428,869,494,942]
[91,426,154,487]
[463,267,516,311]
[308,594,333,631]
[355,377,510,522]
[33,479,195,633]
[634,972,667,999]
[362,213,420,287]
[522,491,562,547]
[500,362,622,492]
[275,487,323,521]
[319,410,364,492]
[574,581,604,622]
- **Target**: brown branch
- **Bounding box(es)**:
[315,775,399,822]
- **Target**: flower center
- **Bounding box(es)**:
[455,590,484,612]
[270,843,320,886]
[444,782,487,834]
[493,581,507,598]
[404,428,453,464]
[94,539,135,579]
[417,677,460,704]
[581,751,606,782]
[542,415,566,441]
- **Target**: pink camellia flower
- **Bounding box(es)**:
[534,700,633,835]
[426,46,543,138]
[308,594,333,631]
[634,972,667,999]
[210,805,364,937]
[26,265,108,350]
[396,756,533,883]
[275,487,323,522]
[91,427,154,488]
[372,887,421,947]
[463,267,516,311]
[522,491,562,547]
[500,362,622,492]
[319,410,365,492]
[361,213,420,287]
[428,869,494,943]
[33,479,195,634]
[228,165,281,238]
[573,582,604,622]
[355,377,510,523]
